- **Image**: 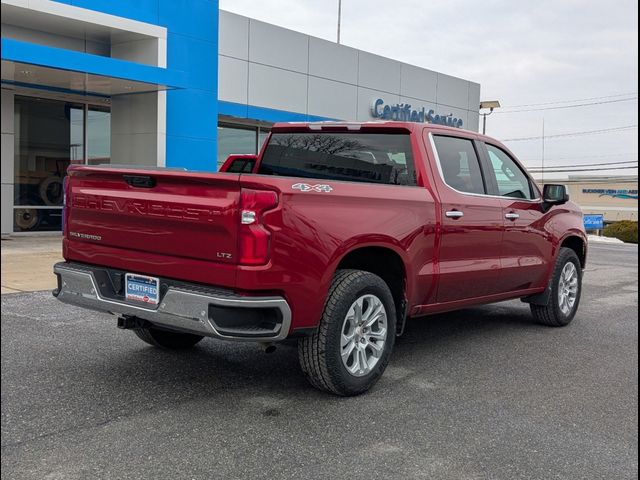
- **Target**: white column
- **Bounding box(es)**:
[109,37,166,167]
[1,89,15,236]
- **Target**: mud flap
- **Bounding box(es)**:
[396,297,408,336]
[521,286,552,306]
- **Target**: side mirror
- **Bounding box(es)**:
[542,184,570,209]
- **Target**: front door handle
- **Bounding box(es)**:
[445,210,464,219]
[505,212,520,220]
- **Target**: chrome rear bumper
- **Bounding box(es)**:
[53,262,291,341]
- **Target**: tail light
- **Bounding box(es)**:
[62,175,70,237]
[238,188,278,265]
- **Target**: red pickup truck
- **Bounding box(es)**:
[54,121,587,396]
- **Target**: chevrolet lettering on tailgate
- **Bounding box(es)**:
[72,194,223,223]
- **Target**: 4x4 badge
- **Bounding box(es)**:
[292,183,333,193]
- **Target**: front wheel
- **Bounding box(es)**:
[531,247,583,327]
[298,270,396,396]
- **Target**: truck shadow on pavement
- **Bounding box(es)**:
[90,301,545,401]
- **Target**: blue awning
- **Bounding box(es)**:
[1,38,186,96]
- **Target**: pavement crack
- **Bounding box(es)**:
[1,424,83,450]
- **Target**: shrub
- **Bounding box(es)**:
[603,221,638,244]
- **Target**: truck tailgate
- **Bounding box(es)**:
[65,166,241,286]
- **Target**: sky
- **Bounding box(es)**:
[219,0,638,179]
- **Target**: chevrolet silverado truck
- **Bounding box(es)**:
[53,121,587,396]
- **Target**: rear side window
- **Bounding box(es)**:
[432,135,485,195]
[258,133,417,186]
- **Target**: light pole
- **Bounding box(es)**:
[479,100,501,135]
[337,0,342,44]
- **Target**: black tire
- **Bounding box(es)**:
[14,208,41,231]
[298,269,396,396]
[132,326,204,349]
[531,247,583,327]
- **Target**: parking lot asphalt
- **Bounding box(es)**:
[1,243,638,480]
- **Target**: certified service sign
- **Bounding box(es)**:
[371,98,464,128]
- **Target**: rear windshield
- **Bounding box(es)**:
[258,132,417,186]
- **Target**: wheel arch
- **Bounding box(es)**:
[559,233,587,268]
[330,244,410,334]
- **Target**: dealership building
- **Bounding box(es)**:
[541,176,638,222]
[0,0,482,234]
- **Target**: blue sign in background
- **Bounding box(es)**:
[584,214,605,230]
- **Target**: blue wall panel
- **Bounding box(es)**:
[166,33,218,93]
[158,0,218,42]
[165,136,217,172]
[167,89,218,140]
[161,1,219,171]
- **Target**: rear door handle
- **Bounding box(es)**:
[505,212,520,220]
[445,210,464,219]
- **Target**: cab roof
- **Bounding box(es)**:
[270,120,480,137]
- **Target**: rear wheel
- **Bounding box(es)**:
[298,270,396,396]
[133,326,204,349]
[531,247,583,327]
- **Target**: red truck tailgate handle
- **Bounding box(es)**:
[123,175,156,188]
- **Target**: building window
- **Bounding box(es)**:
[216,124,271,170]
[217,125,257,169]
[13,95,111,232]
[87,105,111,165]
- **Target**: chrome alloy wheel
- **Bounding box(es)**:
[340,294,388,377]
[558,262,579,316]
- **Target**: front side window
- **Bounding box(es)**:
[259,132,417,186]
[486,144,536,200]
[432,135,485,195]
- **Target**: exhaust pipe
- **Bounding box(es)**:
[260,342,277,354]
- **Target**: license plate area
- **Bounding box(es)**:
[125,273,160,306]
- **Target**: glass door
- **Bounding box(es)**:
[13,95,111,232]
[13,96,83,232]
